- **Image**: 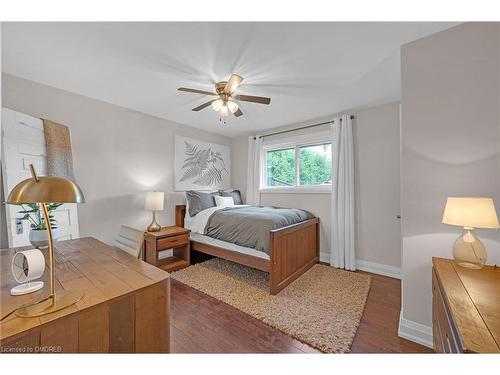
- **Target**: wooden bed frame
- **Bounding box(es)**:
[175,205,320,295]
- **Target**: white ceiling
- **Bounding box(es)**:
[2,22,457,137]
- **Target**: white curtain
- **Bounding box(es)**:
[246,136,262,205]
[331,114,356,270]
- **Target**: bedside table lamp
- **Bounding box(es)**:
[145,191,164,232]
[442,197,499,269]
[7,164,85,317]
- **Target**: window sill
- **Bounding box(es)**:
[260,186,332,194]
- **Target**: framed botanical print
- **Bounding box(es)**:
[174,135,231,191]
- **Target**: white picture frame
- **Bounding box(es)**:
[175,135,231,191]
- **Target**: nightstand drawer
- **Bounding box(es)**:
[157,234,189,250]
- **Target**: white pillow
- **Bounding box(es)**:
[214,195,235,208]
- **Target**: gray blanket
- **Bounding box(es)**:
[204,206,314,255]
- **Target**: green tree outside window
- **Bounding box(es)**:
[266,143,332,187]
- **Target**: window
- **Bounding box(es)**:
[261,133,332,193]
[266,148,295,187]
[299,143,332,185]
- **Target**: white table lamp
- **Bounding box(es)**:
[145,191,164,232]
[442,197,499,269]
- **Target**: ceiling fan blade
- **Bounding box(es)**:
[234,94,271,105]
[178,87,217,96]
[192,100,215,111]
[233,108,243,117]
[224,74,243,94]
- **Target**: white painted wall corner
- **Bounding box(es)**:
[398,311,433,349]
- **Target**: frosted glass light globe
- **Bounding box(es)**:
[227,100,239,113]
[211,99,224,111]
[219,105,229,117]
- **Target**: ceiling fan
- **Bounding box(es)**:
[178,74,271,123]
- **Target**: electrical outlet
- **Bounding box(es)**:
[15,219,23,235]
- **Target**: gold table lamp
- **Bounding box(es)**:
[7,164,85,317]
[145,191,164,232]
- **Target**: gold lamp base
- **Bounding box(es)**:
[147,221,161,232]
[15,290,84,318]
[147,211,161,232]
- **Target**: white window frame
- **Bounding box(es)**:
[260,130,333,194]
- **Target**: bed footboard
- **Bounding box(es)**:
[269,218,320,295]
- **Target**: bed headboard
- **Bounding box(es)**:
[175,205,186,228]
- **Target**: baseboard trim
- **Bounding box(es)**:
[319,253,401,279]
[319,252,330,263]
[356,259,401,279]
[398,311,433,349]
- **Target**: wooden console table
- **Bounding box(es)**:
[432,257,500,353]
[0,237,170,353]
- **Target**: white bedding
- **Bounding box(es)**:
[184,204,271,260]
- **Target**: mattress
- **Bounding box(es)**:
[189,232,270,260]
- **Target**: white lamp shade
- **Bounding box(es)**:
[442,197,499,229]
[145,191,164,211]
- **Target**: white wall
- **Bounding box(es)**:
[231,102,402,269]
[355,103,401,267]
[400,22,500,335]
[1,74,231,246]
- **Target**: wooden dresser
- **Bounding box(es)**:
[0,237,170,353]
[432,257,500,353]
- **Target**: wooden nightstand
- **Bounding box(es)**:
[144,226,191,272]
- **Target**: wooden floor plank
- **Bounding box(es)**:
[172,282,310,353]
[170,270,432,354]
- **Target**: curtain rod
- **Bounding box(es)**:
[255,115,355,140]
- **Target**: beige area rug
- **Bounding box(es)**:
[172,258,371,353]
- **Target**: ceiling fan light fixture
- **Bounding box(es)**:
[211,99,224,111]
[218,105,229,117]
[227,100,239,114]
[178,74,270,122]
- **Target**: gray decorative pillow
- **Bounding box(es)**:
[186,191,219,217]
[219,190,243,205]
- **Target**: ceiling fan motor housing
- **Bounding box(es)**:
[215,81,227,94]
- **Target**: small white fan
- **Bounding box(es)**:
[10,249,45,296]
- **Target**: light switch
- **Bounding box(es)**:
[15,218,24,235]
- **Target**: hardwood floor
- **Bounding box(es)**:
[349,272,432,353]
[170,271,432,353]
